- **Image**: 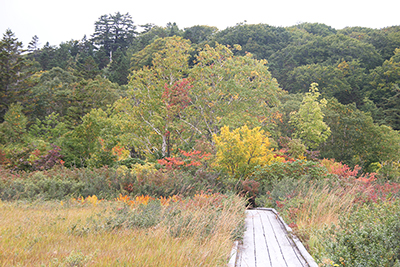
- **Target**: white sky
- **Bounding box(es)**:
[1,0,400,48]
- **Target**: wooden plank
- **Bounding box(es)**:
[228,241,239,267]
[239,210,256,267]
[232,209,319,267]
[270,209,319,267]
[262,211,306,266]
[251,210,272,267]
[259,210,289,266]
[257,208,319,267]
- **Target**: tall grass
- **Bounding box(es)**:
[279,184,357,258]
[0,195,246,266]
[276,176,400,266]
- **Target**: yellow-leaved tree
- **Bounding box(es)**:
[213,125,274,178]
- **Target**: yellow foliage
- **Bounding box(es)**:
[116,165,129,175]
[212,125,274,178]
[71,195,102,206]
[115,194,156,208]
[130,162,157,182]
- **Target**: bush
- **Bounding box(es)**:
[323,201,400,266]
[253,160,331,192]
[0,166,224,201]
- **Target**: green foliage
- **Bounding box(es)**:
[28,112,68,143]
[29,67,79,120]
[368,48,400,130]
[0,103,27,144]
[214,23,292,60]
[291,22,337,37]
[287,60,367,106]
[269,33,382,94]
[74,55,100,80]
[107,48,130,85]
[324,201,400,266]
[0,30,32,121]
[253,160,329,191]
[321,98,400,169]
[183,25,218,44]
[339,25,400,61]
[290,83,331,149]
[189,43,282,138]
[61,108,121,168]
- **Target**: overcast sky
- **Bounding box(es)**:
[1,0,399,48]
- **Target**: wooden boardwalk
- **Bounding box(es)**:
[228,208,318,267]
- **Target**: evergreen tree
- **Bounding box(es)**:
[92,12,137,63]
[0,29,31,122]
[107,48,130,85]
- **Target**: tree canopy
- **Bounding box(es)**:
[0,17,399,172]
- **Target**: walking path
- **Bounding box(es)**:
[228,208,318,267]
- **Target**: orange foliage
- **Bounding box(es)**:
[157,149,211,170]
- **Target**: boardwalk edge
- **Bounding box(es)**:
[256,207,319,267]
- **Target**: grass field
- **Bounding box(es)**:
[0,194,246,267]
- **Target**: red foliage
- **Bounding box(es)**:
[321,158,361,179]
[273,149,296,162]
[162,79,192,113]
[353,175,400,204]
[157,148,211,170]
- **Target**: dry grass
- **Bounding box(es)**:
[282,184,358,257]
[294,185,356,229]
[0,196,245,267]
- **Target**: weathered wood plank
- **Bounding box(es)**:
[264,208,319,267]
[261,211,306,266]
[239,210,256,267]
[252,211,272,267]
[258,210,289,266]
[233,209,318,267]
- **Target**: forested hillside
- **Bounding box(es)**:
[1,12,400,173]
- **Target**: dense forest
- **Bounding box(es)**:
[2,12,400,266]
[1,12,399,172]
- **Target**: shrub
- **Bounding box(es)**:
[253,159,331,191]
[323,201,400,266]
[212,125,274,178]
[3,142,63,172]
[0,165,223,201]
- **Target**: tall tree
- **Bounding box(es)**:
[107,48,130,85]
[183,25,218,44]
[120,36,191,158]
[188,43,282,140]
[320,98,400,169]
[0,29,30,121]
[116,38,283,158]
[290,83,330,149]
[92,12,137,61]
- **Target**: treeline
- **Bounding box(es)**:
[1,12,400,175]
